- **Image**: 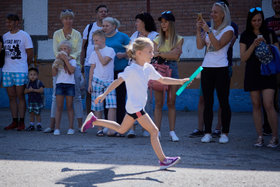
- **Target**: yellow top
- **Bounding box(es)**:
[53,28,82,66]
[154,35,183,61]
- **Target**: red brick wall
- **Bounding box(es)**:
[0,0,23,35]
[0,0,262,37]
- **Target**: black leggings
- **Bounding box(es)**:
[114,70,127,124]
[201,67,231,134]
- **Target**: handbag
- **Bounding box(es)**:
[260,44,280,76]
[255,41,274,65]
[148,62,172,92]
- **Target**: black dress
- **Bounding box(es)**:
[240,31,277,92]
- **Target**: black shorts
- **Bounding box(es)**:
[127,109,146,120]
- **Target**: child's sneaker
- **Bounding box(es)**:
[81,112,97,132]
[26,125,35,131]
[36,125,42,131]
[267,137,279,148]
[159,156,181,170]
[142,130,150,137]
[189,129,204,138]
[127,129,136,138]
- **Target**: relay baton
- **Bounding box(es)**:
[176,66,203,96]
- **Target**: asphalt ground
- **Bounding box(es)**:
[0,109,279,187]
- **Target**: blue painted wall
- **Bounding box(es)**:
[0,88,252,112]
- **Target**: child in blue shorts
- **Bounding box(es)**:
[52,40,76,135]
[24,67,44,131]
[88,30,117,136]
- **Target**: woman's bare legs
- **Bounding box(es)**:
[167,85,177,131]
[262,89,278,138]
[154,90,164,130]
[250,91,263,137]
[55,95,64,130]
[66,96,74,129]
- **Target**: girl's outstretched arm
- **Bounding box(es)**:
[95,77,124,104]
[157,77,190,86]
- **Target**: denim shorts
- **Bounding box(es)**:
[55,83,75,96]
[2,72,28,87]
[164,61,179,78]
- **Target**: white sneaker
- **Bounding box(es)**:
[219,134,229,144]
[201,134,212,143]
[44,127,54,133]
[53,129,60,135]
[142,130,150,137]
[103,128,108,134]
[170,131,179,142]
[67,129,75,135]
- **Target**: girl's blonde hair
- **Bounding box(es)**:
[103,17,120,29]
[58,40,72,52]
[126,37,153,60]
[60,9,75,20]
[158,20,178,50]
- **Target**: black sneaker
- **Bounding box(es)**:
[189,129,204,138]
[37,125,42,131]
[212,129,221,138]
[26,125,35,131]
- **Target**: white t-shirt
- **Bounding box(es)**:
[130,31,158,43]
[3,30,33,73]
[56,59,77,84]
[202,26,234,67]
[89,46,116,81]
[118,63,162,113]
[82,22,102,66]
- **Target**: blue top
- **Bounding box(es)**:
[105,32,130,71]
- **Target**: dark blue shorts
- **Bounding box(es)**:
[55,83,75,96]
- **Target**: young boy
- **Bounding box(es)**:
[88,30,116,136]
[24,67,44,131]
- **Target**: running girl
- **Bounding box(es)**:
[81,37,190,169]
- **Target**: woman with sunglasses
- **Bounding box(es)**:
[240,7,279,147]
[44,9,83,135]
[153,11,184,142]
[196,2,233,143]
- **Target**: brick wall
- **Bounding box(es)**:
[0,0,262,37]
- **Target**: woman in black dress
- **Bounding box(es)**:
[240,7,279,148]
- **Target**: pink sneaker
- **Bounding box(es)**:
[81,112,97,132]
[159,156,181,170]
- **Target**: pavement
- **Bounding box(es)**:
[0,108,279,187]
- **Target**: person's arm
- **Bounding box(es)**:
[31,87,44,94]
[95,49,112,66]
[240,37,264,63]
[80,39,87,66]
[88,63,96,93]
[62,55,75,74]
[157,39,184,61]
[196,20,206,49]
[157,77,189,85]
[53,32,59,58]
[202,23,233,50]
[70,32,82,60]
[52,64,58,76]
[26,48,34,65]
[95,77,124,104]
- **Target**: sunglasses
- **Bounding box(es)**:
[161,11,171,15]
[62,9,72,12]
[249,7,262,13]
